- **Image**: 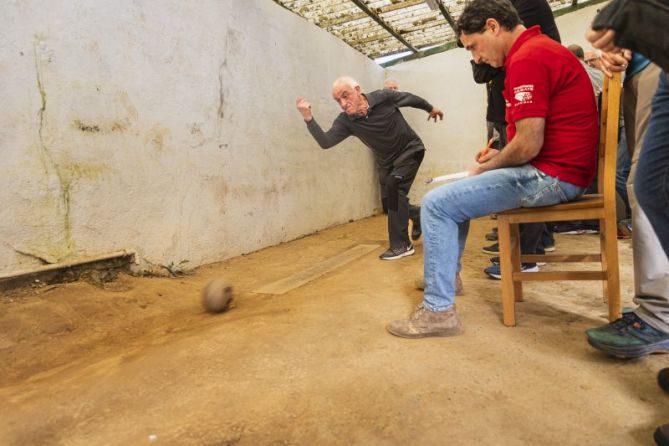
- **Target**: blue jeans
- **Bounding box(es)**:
[421,164,586,311]
[636,71,669,258]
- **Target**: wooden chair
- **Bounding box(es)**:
[496,72,622,327]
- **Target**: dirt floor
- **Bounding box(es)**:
[0,216,667,445]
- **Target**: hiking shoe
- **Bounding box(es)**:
[544,242,556,252]
[482,243,499,254]
[586,312,669,359]
[379,244,414,260]
[659,368,669,394]
[484,263,539,280]
[414,273,464,296]
[485,228,498,241]
[386,305,463,338]
[654,424,669,446]
[411,217,422,241]
[489,256,545,267]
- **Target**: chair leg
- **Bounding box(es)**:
[599,217,609,304]
[510,223,523,302]
[497,216,516,326]
[600,216,621,321]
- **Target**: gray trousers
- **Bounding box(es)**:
[625,63,669,333]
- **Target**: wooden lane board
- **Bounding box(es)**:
[252,244,380,295]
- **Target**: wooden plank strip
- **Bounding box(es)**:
[512,271,606,281]
[520,254,602,263]
[507,208,604,224]
[252,244,380,295]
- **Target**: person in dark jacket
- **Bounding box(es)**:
[584,1,669,444]
[296,76,443,260]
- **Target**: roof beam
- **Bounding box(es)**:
[319,0,426,27]
[431,0,457,30]
[349,0,418,53]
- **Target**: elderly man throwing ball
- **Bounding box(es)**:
[296,76,443,260]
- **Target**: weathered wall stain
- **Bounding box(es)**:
[27,35,108,264]
[73,120,101,133]
[217,61,226,120]
[73,119,129,134]
[189,123,202,136]
[217,30,239,122]
[146,124,171,152]
[33,34,76,259]
[118,91,138,122]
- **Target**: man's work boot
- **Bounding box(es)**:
[386,305,463,338]
[414,273,464,296]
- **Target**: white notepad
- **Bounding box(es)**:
[426,171,469,184]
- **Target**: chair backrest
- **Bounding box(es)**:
[596,72,622,198]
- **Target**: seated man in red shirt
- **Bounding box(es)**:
[387,0,599,338]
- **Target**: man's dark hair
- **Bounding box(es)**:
[567,44,585,60]
[456,0,522,37]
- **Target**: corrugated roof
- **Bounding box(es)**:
[273,0,601,64]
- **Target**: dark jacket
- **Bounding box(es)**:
[471,61,506,124]
[592,0,669,73]
[305,89,432,169]
[512,0,561,43]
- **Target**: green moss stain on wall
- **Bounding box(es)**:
[30,35,106,262]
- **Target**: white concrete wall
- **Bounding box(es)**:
[386,3,605,202]
[0,0,384,274]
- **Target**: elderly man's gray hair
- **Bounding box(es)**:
[332,76,360,90]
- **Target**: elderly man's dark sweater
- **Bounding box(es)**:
[305,89,433,169]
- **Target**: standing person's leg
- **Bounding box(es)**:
[634,71,669,330]
[636,72,669,256]
[408,203,422,240]
[405,153,425,242]
[486,121,495,145]
[541,223,555,251]
[483,222,544,279]
[381,151,423,259]
[387,165,585,338]
[495,122,508,149]
[586,64,669,358]
[378,167,389,214]
[622,65,669,333]
[402,152,424,241]
[519,223,544,254]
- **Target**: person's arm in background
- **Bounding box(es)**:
[471,60,503,84]
[587,0,669,73]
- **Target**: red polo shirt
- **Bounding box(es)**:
[504,26,599,187]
